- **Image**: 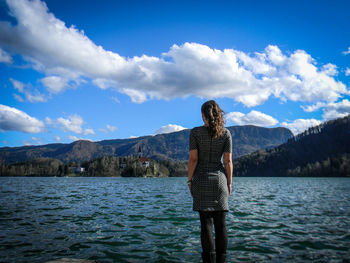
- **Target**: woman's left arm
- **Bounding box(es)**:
[187,149,198,196]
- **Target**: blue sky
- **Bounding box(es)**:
[0,0,349,147]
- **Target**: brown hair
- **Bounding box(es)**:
[201,100,225,138]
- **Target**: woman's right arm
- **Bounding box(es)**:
[188,149,198,197]
[224,152,233,195]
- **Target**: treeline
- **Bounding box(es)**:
[234,115,350,177]
[0,156,188,177]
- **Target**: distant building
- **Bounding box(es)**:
[74,167,85,173]
[139,157,150,168]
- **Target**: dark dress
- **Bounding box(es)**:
[189,126,232,211]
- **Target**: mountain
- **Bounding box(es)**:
[0,125,293,164]
[234,115,350,177]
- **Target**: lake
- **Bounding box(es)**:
[0,177,349,262]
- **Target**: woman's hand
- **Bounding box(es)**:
[188,182,193,197]
[228,184,232,196]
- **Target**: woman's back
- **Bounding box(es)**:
[190,125,232,169]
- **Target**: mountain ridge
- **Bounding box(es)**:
[234,115,350,177]
[0,125,293,164]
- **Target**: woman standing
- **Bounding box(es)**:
[188,100,233,263]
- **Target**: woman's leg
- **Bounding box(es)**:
[213,211,228,255]
[199,211,215,252]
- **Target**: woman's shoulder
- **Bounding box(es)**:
[191,125,207,133]
[223,127,232,137]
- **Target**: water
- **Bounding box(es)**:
[0,177,349,263]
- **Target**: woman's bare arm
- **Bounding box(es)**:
[224,152,233,195]
[188,149,198,196]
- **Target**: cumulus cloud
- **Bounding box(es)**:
[10,78,48,102]
[23,138,42,146]
[67,135,90,142]
[83,128,95,135]
[111,97,120,103]
[29,136,42,144]
[13,93,24,102]
[342,47,350,55]
[41,76,69,94]
[93,79,117,90]
[281,119,322,135]
[225,110,278,127]
[0,0,348,107]
[345,68,350,76]
[154,124,187,135]
[99,124,118,133]
[301,99,350,120]
[57,114,85,134]
[0,104,45,133]
[0,48,12,63]
[54,135,61,142]
[45,117,52,124]
[321,99,350,120]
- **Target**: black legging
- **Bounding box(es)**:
[199,211,228,254]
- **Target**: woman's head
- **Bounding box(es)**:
[201,100,225,138]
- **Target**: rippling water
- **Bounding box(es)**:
[0,176,349,263]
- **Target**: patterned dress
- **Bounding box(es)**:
[190,125,232,211]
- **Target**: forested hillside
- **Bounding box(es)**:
[0,156,188,177]
[0,125,292,164]
[234,115,350,177]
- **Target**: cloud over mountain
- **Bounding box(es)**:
[0,104,45,133]
[0,0,347,107]
[154,124,187,135]
[281,119,322,135]
[225,110,278,127]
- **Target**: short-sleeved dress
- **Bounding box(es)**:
[189,125,232,212]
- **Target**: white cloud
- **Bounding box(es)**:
[57,114,84,134]
[342,47,350,55]
[93,78,117,90]
[99,124,118,133]
[0,0,348,107]
[45,117,52,124]
[11,78,24,92]
[10,78,48,102]
[0,104,45,133]
[111,97,120,103]
[345,68,350,76]
[23,141,31,146]
[322,99,350,120]
[225,110,278,127]
[56,114,94,135]
[67,135,91,142]
[301,101,327,112]
[301,99,350,120]
[41,76,68,94]
[24,137,43,146]
[281,119,322,135]
[30,136,42,144]
[68,135,81,142]
[54,135,61,142]
[0,48,12,63]
[13,93,24,102]
[83,128,95,135]
[106,124,117,132]
[154,124,187,135]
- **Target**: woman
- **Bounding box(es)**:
[188,100,233,263]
